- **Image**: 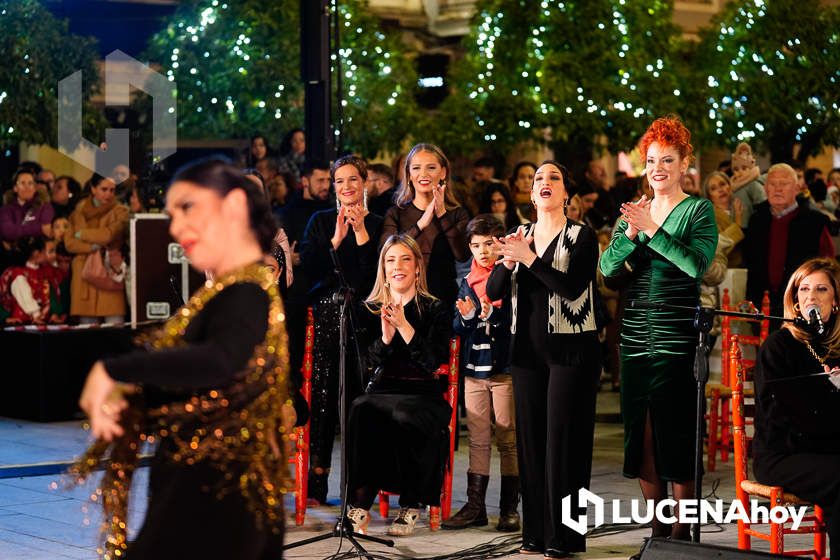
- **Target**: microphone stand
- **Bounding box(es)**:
[627,299,806,544]
[282,249,393,558]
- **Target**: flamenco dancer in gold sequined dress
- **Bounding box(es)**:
[73,159,291,560]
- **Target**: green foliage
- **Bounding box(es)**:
[437,0,687,159]
[334,3,422,157]
[0,0,103,148]
[693,0,840,162]
[143,0,420,157]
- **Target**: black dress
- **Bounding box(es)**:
[753,327,840,549]
[347,295,452,508]
[298,208,383,502]
[486,221,600,554]
[102,283,282,560]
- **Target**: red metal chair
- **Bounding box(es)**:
[706,290,769,472]
[729,335,827,558]
[288,307,314,526]
[378,336,461,531]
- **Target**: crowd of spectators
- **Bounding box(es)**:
[2,137,838,370]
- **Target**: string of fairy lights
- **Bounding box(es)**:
[1,0,838,153]
[465,0,677,146]
[154,0,402,140]
[703,0,840,146]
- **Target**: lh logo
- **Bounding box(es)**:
[58,50,177,175]
[561,488,604,535]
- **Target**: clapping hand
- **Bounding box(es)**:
[478,298,492,320]
[432,182,447,218]
[495,226,537,267]
[344,204,370,245]
[417,199,437,231]
[382,301,407,329]
[344,204,368,233]
[331,206,350,250]
[620,195,653,239]
[455,296,476,318]
[381,311,396,344]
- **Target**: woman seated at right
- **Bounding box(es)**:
[754,257,840,551]
[345,234,452,537]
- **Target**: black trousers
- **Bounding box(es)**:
[511,361,599,552]
[754,451,840,550]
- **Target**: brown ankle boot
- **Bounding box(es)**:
[442,473,489,529]
[496,475,521,532]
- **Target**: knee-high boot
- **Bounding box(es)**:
[497,475,521,532]
[442,473,489,529]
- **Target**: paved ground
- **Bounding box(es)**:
[0,388,828,559]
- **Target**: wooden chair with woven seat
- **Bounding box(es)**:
[377,336,460,531]
[706,290,770,472]
[288,306,314,526]
[729,335,827,558]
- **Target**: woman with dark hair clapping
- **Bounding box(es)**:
[487,160,600,558]
[299,154,383,504]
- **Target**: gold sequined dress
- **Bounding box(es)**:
[71,265,290,560]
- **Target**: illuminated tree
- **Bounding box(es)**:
[143,0,420,157]
[0,0,103,148]
[694,0,840,163]
[437,0,687,170]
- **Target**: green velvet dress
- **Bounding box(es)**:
[599,196,717,481]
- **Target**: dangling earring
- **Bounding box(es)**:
[336,198,341,211]
[363,188,368,210]
[833,304,839,313]
[415,270,420,287]
[564,198,569,208]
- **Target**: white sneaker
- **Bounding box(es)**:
[346,507,370,535]
[387,507,421,536]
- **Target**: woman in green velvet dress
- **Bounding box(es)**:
[599,117,717,552]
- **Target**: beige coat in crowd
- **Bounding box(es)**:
[64,198,130,317]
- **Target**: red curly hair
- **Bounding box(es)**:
[639,116,694,164]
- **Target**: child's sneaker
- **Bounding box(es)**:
[387,507,421,536]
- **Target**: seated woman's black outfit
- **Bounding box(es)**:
[347,295,452,510]
[754,325,840,549]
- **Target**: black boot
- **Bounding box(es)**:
[442,473,489,529]
[496,475,521,532]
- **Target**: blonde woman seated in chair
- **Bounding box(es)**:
[345,234,452,537]
[754,257,840,551]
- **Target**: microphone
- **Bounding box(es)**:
[805,304,825,336]
[365,366,384,394]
